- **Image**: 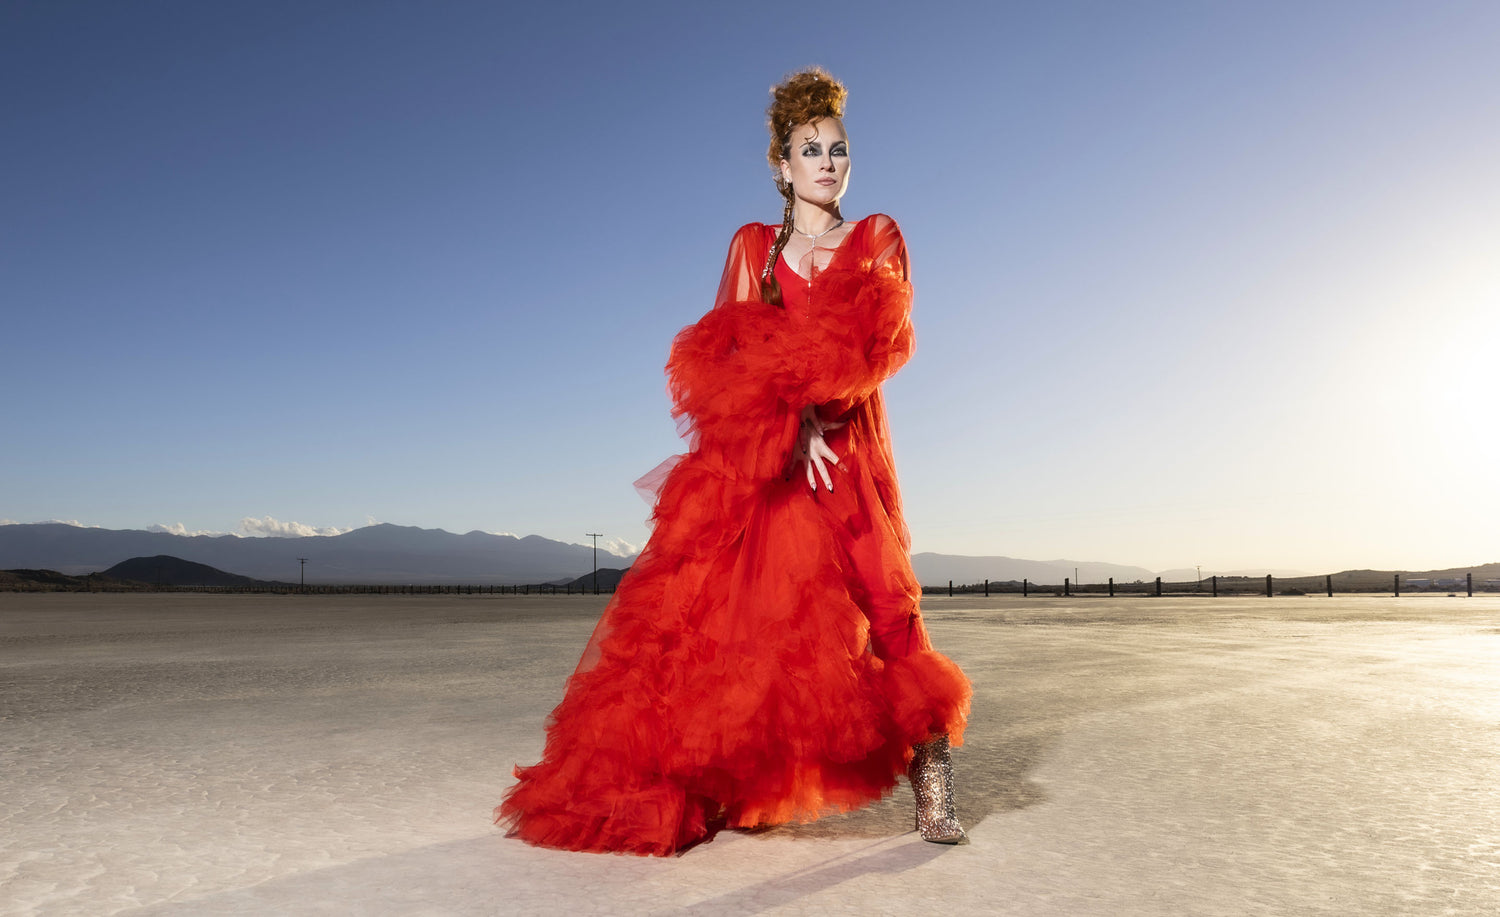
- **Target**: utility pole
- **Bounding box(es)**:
[1196,565,1202,592]
[299,557,308,591]
[585,533,602,595]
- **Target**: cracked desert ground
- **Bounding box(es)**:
[4,592,1499,915]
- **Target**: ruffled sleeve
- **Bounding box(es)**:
[666,224,787,446]
[665,216,914,465]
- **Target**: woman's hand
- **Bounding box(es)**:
[796,404,844,492]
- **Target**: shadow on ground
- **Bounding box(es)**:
[665,835,950,916]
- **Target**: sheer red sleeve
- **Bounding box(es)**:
[713,221,769,310]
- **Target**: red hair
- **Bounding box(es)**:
[760,67,848,306]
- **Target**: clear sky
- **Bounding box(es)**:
[4,0,1496,574]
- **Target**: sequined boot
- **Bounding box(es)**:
[910,734,968,844]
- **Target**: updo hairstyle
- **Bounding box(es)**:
[760,67,848,305]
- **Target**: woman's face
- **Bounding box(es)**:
[778,118,849,207]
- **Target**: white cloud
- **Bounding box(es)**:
[11,519,102,528]
[484,530,520,538]
[148,522,234,537]
[238,515,354,538]
[603,537,641,559]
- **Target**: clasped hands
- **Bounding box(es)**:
[795,404,844,492]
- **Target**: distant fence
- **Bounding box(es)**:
[922,572,1497,598]
[8,573,1496,597]
[1,581,622,595]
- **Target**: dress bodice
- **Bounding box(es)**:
[774,252,811,316]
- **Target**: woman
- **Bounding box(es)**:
[497,68,972,856]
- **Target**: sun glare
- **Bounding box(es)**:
[1423,338,1500,472]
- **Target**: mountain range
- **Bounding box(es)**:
[2,523,1491,588]
[0,523,634,585]
[1,522,1168,587]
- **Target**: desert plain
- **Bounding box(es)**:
[3,591,1499,915]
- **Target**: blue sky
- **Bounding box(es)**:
[4,0,1497,573]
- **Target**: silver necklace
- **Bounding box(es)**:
[793,218,844,241]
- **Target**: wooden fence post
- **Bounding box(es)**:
[1023,578,1028,596]
[948,580,953,597]
[1265,574,1272,597]
[1468,572,1473,597]
[1154,576,1161,596]
[1394,574,1400,597]
[1064,577,1071,597]
[1212,574,1218,597]
[1326,574,1332,597]
[1108,576,1114,596]
[984,579,989,597]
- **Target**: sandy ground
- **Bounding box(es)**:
[3,592,1499,916]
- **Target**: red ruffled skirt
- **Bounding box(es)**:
[495,407,971,856]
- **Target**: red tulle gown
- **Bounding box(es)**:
[496,213,971,856]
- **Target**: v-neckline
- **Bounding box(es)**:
[776,218,861,282]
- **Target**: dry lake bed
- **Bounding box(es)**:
[3,591,1499,915]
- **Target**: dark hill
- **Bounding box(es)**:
[103,555,272,588]
[0,568,136,590]
[560,567,631,591]
[0,568,89,587]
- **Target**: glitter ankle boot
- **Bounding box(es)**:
[910,734,968,845]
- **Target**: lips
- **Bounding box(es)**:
[815,178,838,185]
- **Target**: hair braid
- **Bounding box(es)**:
[760,192,795,306]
